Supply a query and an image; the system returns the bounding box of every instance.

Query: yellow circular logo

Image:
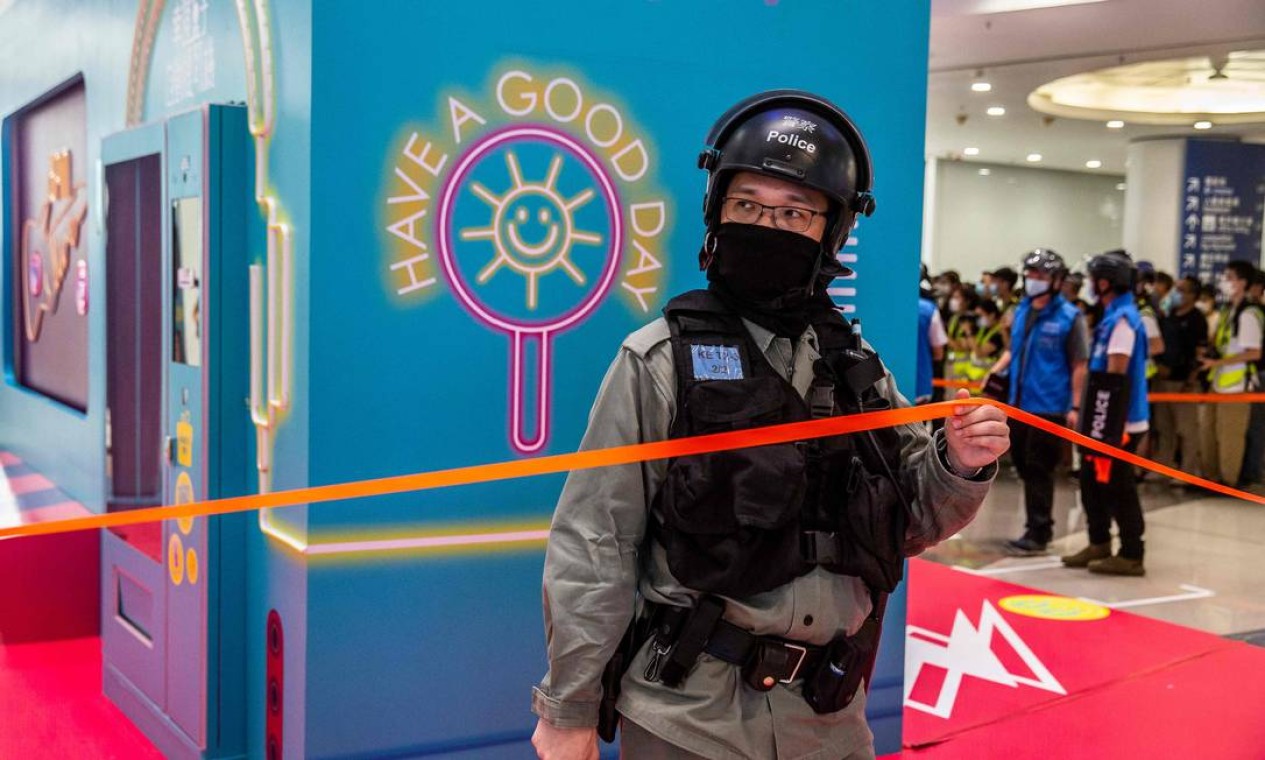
[174,471,196,535]
[999,594,1110,621]
[168,534,185,586]
[186,548,200,586]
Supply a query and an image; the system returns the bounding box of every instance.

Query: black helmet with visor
[1087,249,1136,294]
[698,90,876,266]
[1022,248,1067,288]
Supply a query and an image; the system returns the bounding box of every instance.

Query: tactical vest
[651,290,912,600]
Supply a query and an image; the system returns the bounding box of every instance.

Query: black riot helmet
[1022,248,1067,286]
[698,90,876,260]
[1087,249,1136,294]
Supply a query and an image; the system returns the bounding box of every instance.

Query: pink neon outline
[435,125,623,334]
[302,528,551,556]
[511,331,550,452]
[435,125,625,454]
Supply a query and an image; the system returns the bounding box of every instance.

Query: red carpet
[0,637,162,759]
[0,451,99,643]
[901,558,1265,758]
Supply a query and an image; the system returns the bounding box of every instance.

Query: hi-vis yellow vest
[946,314,973,379]
[964,321,1003,382]
[1138,299,1159,379]
[1212,303,1264,393]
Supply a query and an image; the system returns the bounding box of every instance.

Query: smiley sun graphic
[459,150,603,310]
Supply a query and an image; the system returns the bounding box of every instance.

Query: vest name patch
[691,344,743,380]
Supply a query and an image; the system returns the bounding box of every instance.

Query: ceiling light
[971,82,992,93]
[1026,153,1043,162]
[987,106,1006,116]
[978,168,992,176]
[1106,120,1125,129]
[1193,120,1213,130]
[1085,160,1102,169]
[1116,183,1127,191]
[964,147,980,156]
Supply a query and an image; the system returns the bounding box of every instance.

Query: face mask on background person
[1025,279,1050,298]
[976,315,991,330]
[1219,278,1238,300]
[1196,299,1213,314]
[1166,290,1182,310]
[949,297,963,312]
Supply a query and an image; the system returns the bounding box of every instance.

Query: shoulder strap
[809,303,853,354]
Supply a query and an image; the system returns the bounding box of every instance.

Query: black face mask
[705,222,825,337]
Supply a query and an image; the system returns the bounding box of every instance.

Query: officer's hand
[945,389,1010,472]
[531,718,598,760]
[1066,409,1079,432]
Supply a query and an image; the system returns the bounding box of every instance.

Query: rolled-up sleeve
[531,341,672,727]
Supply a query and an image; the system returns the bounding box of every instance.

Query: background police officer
[530,91,1010,760]
[985,250,1088,556]
[1063,250,1150,575]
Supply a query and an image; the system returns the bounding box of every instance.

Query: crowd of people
[917,251,1265,575]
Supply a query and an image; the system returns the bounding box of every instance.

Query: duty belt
[644,601,828,689]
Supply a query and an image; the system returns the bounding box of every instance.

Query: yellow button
[168,534,185,586]
[186,549,199,586]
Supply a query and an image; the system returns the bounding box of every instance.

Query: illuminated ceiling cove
[1029,50,1265,125]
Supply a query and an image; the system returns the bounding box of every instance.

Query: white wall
[924,160,1125,280]
[1123,139,1184,275]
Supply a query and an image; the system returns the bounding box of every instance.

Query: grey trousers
[620,718,877,760]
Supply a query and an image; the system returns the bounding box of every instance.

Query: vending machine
[100,105,254,759]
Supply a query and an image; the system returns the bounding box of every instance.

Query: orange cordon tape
[931,378,1265,404]
[932,378,980,389]
[0,398,1261,542]
[1146,392,1265,403]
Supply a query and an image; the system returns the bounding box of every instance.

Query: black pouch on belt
[802,615,880,714]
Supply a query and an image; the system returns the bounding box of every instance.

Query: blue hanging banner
[1178,140,1265,282]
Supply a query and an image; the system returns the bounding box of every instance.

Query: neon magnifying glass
[436,126,623,454]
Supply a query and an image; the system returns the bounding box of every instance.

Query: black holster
[802,604,884,714]
[597,620,639,743]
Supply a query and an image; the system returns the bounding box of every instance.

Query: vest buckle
[801,530,842,565]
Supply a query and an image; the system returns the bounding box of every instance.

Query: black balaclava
[705,222,825,338]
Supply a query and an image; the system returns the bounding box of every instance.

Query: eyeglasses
[721,196,825,233]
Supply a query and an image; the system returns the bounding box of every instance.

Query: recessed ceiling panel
[1029,50,1265,125]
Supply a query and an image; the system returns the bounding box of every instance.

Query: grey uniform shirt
[532,316,996,760]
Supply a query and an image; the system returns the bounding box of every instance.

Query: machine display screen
[171,198,202,366]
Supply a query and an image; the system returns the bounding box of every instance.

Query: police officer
[1063,250,1150,575]
[530,91,1010,760]
[985,249,1088,555]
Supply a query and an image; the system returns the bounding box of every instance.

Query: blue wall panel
[305,2,928,757]
[1,1,928,757]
